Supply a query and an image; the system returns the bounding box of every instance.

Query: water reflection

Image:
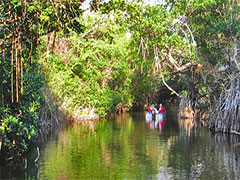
[0,106,240,180]
[169,112,240,180]
[210,133,240,180]
[178,118,202,137]
[145,112,166,133]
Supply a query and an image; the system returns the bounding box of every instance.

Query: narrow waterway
[1,105,240,179]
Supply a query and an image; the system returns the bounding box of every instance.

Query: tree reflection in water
[171,114,240,180]
[1,107,240,179]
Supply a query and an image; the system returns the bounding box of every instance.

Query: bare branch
[81,15,106,39]
[154,46,181,97]
[184,23,197,47]
[160,70,181,97]
[0,26,19,46]
[232,42,240,71]
[168,51,198,72]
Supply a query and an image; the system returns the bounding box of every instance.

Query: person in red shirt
[158,104,166,114]
[148,104,154,113]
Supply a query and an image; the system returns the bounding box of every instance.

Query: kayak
[146,112,165,121]
[145,112,153,122]
[146,112,166,130]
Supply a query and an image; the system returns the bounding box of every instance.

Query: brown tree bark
[11,39,14,103]
[15,36,19,102]
[18,31,23,94]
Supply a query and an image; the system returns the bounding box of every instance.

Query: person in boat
[148,104,158,114]
[148,104,153,113]
[158,104,166,115]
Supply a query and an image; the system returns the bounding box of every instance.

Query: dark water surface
[1,105,240,179]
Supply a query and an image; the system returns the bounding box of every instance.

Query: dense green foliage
[0,63,43,157]
[43,12,136,117]
[0,0,87,159]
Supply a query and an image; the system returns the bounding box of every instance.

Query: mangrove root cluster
[208,75,240,134]
[178,96,209,124]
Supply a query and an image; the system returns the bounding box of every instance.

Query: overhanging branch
[154,46,181,97]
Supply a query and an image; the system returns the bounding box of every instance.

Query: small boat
[145,112,164,122]
[146,111,166,130]
[145,111,153,122]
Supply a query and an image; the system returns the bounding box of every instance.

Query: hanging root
[178,95,209,129]
[38,88,64,141]
[34,147,40,163]
[208,75,240,133]
[178,96,195,119]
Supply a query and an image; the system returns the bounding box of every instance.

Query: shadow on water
[0,105,240,179]
[0,148,41,180]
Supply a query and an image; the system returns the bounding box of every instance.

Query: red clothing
[159,106,165,113]
[148,106,152,113]
[159,121,164,129]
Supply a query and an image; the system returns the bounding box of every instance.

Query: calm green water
[1,106,240,179]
